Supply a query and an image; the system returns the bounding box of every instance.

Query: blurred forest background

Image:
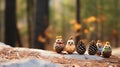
[0,0,120,50]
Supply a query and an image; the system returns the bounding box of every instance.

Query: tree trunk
[75,0,81,45]
[27,0,35,48]
[0,0,4,42]
[33,0,49,49]
[4,0,16,47]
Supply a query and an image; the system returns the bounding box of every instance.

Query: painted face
[104,44,111,48]
[97,44,103,52]
[103,44,111,51]
[97,43,102,46]
[55,38,64,44]
[56,39,62,42]
[67,40,74,45]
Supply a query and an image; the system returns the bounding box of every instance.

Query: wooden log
[0,42,120,67]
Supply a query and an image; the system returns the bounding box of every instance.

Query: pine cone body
[102,51,111,58]
[53,36,65,53]
[54,43,65,53]
[76,40,86,55]
[65,39,75,54]
[88,40,97,55]
[102,42,112,58]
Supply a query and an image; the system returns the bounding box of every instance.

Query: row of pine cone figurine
[53,36,112,58]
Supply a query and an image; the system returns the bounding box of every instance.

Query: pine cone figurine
[96,40,103,56]
[76,40,86,55]
[65,37,75,54]
[53,36,65,53]
[102,41,112,58]
[88,40,97,55]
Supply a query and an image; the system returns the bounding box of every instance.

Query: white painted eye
[71,42,73,44]
[68,42,71,44]
[56,39,60,42]
[71,40,74,44]
[56,39,63,42]
[67,40,74,44]
[67,40,70,44]
[60,39,63,42]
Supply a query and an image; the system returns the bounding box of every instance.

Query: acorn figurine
[76,40,86,55]
[65,37,75,54]
[102,41,112,58]
[88,40,97,55]
[53,36,65,53]
[96,40,103,56]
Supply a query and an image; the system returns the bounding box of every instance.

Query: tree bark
[33,0,49,49]
[27,0,35,48]
[0,0,2,41]
[4,0,17,47]
[75,0,81,45]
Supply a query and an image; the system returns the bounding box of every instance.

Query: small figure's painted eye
[57,40,59,42]
[71,42,73,44]
[68,42,70,44]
